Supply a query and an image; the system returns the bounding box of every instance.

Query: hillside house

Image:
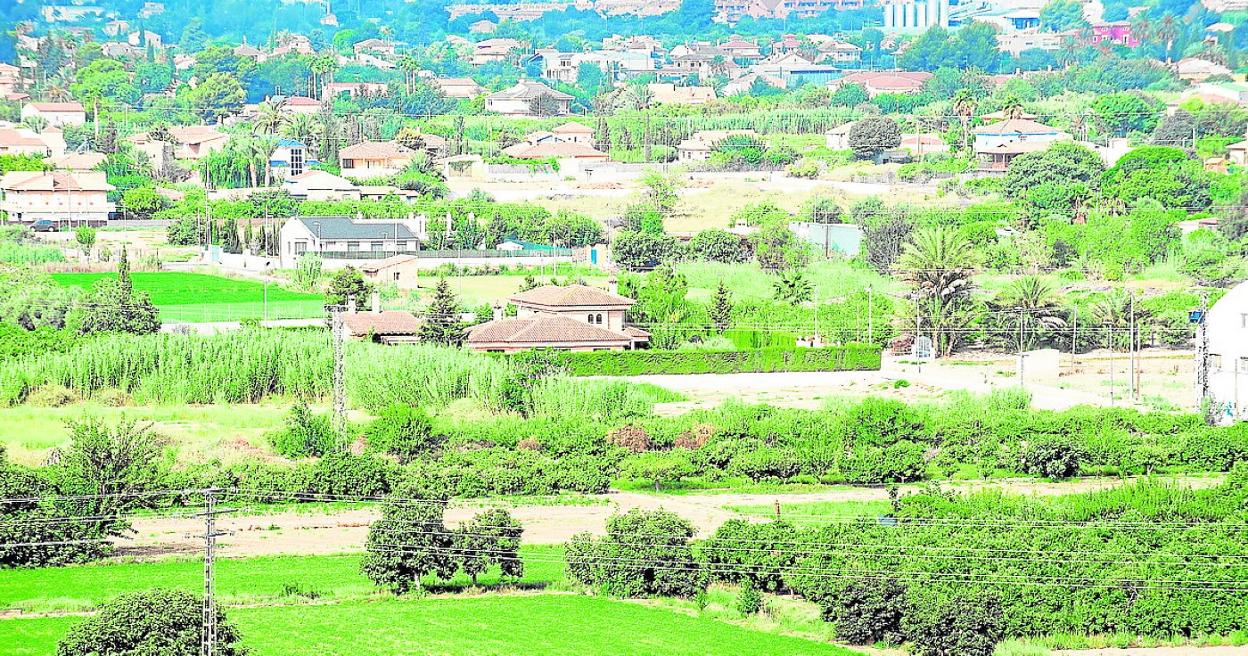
[47,152,107,171]
[485,81,572,116]
[973,118,1069,170]
[342,294,422,344]
[20,102,86,127]
[828,71,932,97]
[361,255,422,291]
[283,170,362,201]
[551,122,595,145]
[433,77,487,98]
[471,38,527,65]
[677,129,756,162]
[466,284,650,352]
[339,141,416,178]
[353,38,396,57]
[0,128,51,156]
[648,83,717,105]
[323,82,389,98]
[278,216,423,268]
[1175,58,1232,83]
[0,171,115,223]
[281,96,322,115]
[719,38,763,61]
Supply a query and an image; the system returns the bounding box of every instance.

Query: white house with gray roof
[278,216,426,268]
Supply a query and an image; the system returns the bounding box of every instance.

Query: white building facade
[1205,280,1248,423]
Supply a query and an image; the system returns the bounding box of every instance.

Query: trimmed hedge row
[549,345,883,376]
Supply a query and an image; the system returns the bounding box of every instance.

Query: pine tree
[418,277,464,346]
[710,281,733,334]
[117,246,132,295]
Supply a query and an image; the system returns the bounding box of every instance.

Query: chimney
[371,291,381,314]
[493,303,503,321]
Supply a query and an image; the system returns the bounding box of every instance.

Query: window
[293,240,307,255]
[290,148,304,176]
[393,272,400,282]
[1211,354,1222,371]
[587,314,594,323]
[343,159,354,168]
[596,314,603,324]
[371,241,383,251]
[347,241,360,252]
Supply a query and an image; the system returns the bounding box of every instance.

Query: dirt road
[120,475,1222,559]
[1056,649,1248,656]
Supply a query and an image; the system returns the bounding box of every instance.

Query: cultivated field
[51,271,324,322]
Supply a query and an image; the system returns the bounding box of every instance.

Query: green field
[0,547,566,614]
[2,594,864,656]
[0,547,864,656]
[51,272,325,322]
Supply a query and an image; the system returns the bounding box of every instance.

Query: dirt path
[120,475,1222,559]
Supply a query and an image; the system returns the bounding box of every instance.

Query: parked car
[30,219,59,232]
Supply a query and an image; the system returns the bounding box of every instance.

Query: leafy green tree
[1151,109,1195,148]
[78,248,160,335]
[710,281,733,333]
[688,229,746,263]
[419,277,464,346]
[360,483,455,594]
[622,451,695,492]
[74,226,96,255]
[995,276,1065,351]
[182,73,245,123]
[566,509,706,598]
[1039,0,1088,30]
[903,590,1003,656]
[803,197,844,224]
[325,266,372,309]
[57,589,245,656]
[611,231,679,271]
[456,509,524,584]
[365,405,438,463]
[1003,142,1104,214]
[1091,92,1163,136]
[772,268,813,304]
[848,117,901,160]
[752,222,808,272]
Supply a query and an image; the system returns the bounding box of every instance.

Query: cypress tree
[710,281,733,334]
[418,277,464,346]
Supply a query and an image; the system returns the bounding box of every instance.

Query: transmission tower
[199,488,230,656]
[331,305,346,437]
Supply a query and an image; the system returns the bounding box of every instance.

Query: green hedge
[549,345,882,376]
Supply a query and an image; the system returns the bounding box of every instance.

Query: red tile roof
[342,310,421,337]
[509,284,634,309]
[466,313,633,347]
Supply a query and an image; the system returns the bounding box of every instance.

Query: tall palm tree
[1000,95,1026,120]
[896,226,977,357]
[281,113,321,149]
[997,276,1066,352]
[310,55,338,100]
[1155,15,1178,62]
[249,134,279,187]
[625,83,653,111]
[253,98,289,136]
[951,88,977,154]
[397,55,420,94]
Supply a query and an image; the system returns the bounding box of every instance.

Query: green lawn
[50,272,324,322]
[2,595,864,656]
[0,547,566,614]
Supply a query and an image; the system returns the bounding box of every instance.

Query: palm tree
[624,83,653,111]
[951,88,977,154]
[253,98,288,136]
[21,115,48,134]
[397,55,420,94]
[250,134,279,187]
[310,55,338,100]
[896,227,977,357]
[997,276,1066,352]
[1155,15,1178,62]
[1000,95,1026,120]
[282,113,321,150]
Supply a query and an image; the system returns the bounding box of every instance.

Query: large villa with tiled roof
[466,284,650,352]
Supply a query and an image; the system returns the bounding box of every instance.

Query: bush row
[545,345,882,376]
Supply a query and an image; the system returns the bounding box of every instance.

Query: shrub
[842,441,926,484]
[904,590,1004,656]
[26,384,76,407]
[607,425,652,453]
[832,577,909,645]
[547,346,882,376]
[1019,438,1084,478]
[301,453,395,497]
[270,402,339,459]
[364,405,438,463]
[57,589,245,656]
[737,579,763,616]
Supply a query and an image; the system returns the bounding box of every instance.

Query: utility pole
[199,488,230,656]
[1128,291,1136,400]
[1069,310,1078,376]
[1196,293,1210,415]
[331,306,346,438]
[867,286,874,345]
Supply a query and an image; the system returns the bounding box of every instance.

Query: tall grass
[0,240,65,264]
[0,330,673,418]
